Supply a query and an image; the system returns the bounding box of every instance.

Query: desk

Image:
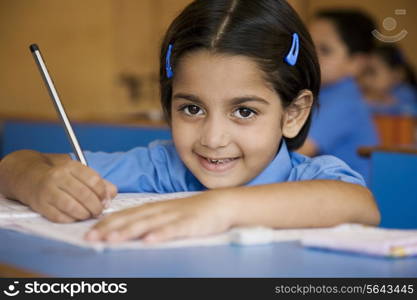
[358,146,417,229]
[1,229,417,278]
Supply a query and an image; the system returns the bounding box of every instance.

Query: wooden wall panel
[0,0,116,120]
[112,0,192,118]
[0,0,415,123]
[305,0,417,71]
[0,0,194,122]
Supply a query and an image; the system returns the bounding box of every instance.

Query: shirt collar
[246,141,293,186]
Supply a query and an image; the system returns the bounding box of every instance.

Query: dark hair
[316,9,376,54]
[374,44,417,88]
[159,0,320,150]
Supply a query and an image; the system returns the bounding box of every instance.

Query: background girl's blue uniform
[73,140,366,193]
[367,83,417,116]
[391,84,417,116]
[308,77,379,185]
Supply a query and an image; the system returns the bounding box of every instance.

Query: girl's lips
[196,154,240,173]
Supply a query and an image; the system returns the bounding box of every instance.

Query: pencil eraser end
[29,44,39,52]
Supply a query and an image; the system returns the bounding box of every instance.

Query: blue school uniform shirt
[367,83,417,116]
[72,140,366,193]
[308,77,378,185]
[392,84,417,116]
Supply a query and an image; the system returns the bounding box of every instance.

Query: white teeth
[207,158,233,164]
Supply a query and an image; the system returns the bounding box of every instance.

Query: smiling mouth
[195,153,240,172]
[206,157,236,164]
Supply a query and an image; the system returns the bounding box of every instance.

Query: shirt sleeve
[289,154,366,187]
[70,140,189,193]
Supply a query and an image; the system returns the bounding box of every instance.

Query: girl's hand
[23,160,117,223]
[84,190,236,244]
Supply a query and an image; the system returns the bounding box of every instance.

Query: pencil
[29,44,88,166]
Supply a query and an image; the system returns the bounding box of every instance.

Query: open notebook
[1,193,417,257]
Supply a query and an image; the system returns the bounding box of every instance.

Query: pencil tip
[29,44,39,52]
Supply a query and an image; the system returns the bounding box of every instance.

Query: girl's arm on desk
[86,180,380,244]
[0,150,117,222]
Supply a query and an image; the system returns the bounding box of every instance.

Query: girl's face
[309,19,355,85]
[171,50,287,189]
[359,54,398,96]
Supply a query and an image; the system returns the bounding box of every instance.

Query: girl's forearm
[221,180,380,229]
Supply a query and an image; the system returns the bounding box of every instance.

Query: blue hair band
[284,33,299,66]
[166,44,174,78]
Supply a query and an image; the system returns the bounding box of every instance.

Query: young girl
[0,0,380,244]
[359,44,417,116]
[297,9,379,185]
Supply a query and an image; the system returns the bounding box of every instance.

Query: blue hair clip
[166,44,174,78]
[284,33,299,66]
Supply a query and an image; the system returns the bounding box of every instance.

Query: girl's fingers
[70,165,107,201]
[57,177,104,217]
[103,179,118,199]
[108,213,179,242]
[36,202,76,223]
[143,218,193,244]
[90,203,169,232]
[102,179,118,208]
[47,187,92,220]
[86,210,178,242]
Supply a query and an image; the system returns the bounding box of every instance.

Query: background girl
[297,9,379,185]
[359,44,417,116]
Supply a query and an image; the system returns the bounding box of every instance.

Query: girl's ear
[282,90,313,138]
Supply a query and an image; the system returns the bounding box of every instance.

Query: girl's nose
[199,117,230,149]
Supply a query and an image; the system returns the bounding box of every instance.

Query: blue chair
[368,149,417,229]
[1,120,171,156]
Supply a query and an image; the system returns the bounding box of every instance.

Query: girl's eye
[232,107,256,119]
[181,104,203,116]
[319,44,332,56]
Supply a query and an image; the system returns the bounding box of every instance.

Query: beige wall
[0,0,191,122]
[0,0,415,122]
[299,0,417,70]
[0,0,116,120]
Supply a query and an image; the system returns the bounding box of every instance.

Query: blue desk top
[1,229,417,277]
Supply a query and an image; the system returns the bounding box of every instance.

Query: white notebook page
[1,193,417,256]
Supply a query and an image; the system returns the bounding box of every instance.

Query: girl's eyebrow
[229,96,270,106]
[172,93,270,106]
[172,93,204,105]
